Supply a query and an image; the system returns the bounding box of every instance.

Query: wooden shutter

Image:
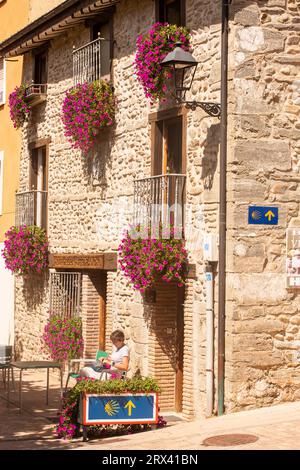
[0,58,5,105]
[0,151,3,215]
[152,121,163,176]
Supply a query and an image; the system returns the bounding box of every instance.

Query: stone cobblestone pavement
[0,370,300,450]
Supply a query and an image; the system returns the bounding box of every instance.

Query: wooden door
[153,116,183,176]
[154,116,183,226]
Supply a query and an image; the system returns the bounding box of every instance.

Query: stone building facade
[1,0,300,419]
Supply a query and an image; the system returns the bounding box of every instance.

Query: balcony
[25,83,47,106]
[73,37,110,85]
[134,174,186,238]
[15,190,48,230]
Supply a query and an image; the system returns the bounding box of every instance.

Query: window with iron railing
[73,18,112,86]
[49,272,82,319]
[15,190,47,229]
[25,83,47,102]
[134,173,186,238]
[73,36,111,85]
[25,49,48,105]
[15,146,48,229]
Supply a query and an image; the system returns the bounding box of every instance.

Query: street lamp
[161,43,221,118]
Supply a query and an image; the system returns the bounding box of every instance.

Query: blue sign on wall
[79,393,158,425]
[248,206,279,225]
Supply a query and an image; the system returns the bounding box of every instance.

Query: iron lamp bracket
[184,101,221,118]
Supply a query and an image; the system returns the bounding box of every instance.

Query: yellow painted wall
[29,0,64,22]
[0,0,30,242]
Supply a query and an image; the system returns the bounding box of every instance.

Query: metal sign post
[286,227,300,288]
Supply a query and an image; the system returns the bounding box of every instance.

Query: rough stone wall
[226,0,300,411]
[14,273,50,361]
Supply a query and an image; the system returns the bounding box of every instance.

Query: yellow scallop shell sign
[104,400,121,416]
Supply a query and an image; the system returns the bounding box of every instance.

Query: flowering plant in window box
[118,224,188,293]
[8,84,30,129]
[2,225,48,275]
[135,22,191,102]
[56,377,162,440]
[62,80,115,154]
[43,314,84,363]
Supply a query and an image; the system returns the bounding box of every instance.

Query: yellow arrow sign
[265,210,275,222]
[125,400,136,417]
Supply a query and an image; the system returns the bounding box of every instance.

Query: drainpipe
[218,0,230,416]
[205,264,214,417]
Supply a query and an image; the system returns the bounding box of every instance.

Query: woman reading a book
[80,329,129,380]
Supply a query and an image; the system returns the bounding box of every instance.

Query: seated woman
[80,329,129,380]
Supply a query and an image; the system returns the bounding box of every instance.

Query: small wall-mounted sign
[248,206,279,225]
[78,393,158,426]
[286,228,300,288]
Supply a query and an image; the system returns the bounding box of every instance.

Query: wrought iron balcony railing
[15,190,48,229]
[73,37,109,85]
[134,174,186,238]
[25,83,48,105]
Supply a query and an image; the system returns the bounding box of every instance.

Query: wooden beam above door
[49,252,118,270]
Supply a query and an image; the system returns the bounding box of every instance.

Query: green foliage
[69,376,161,404]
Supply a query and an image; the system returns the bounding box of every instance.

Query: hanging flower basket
[135,22,191,102]
[62,80,116,154]
[118,225,188,293]
[2,225,49,275]
[8,84,30,129]
[43,314,84,364]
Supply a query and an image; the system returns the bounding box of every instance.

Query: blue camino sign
[79,393,158,425]
[248,206,279,225]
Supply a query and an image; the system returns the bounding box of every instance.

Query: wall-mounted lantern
[161,43,221,118]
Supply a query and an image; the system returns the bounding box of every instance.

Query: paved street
[0,370,300,450]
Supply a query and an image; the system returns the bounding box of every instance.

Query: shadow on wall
[30,102,47,130]
[14,337,23,361]
[82,126,116,192]
[22,271,49,310]
[201,123,220,190]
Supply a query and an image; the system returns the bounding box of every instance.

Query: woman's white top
[111,344,129,364]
